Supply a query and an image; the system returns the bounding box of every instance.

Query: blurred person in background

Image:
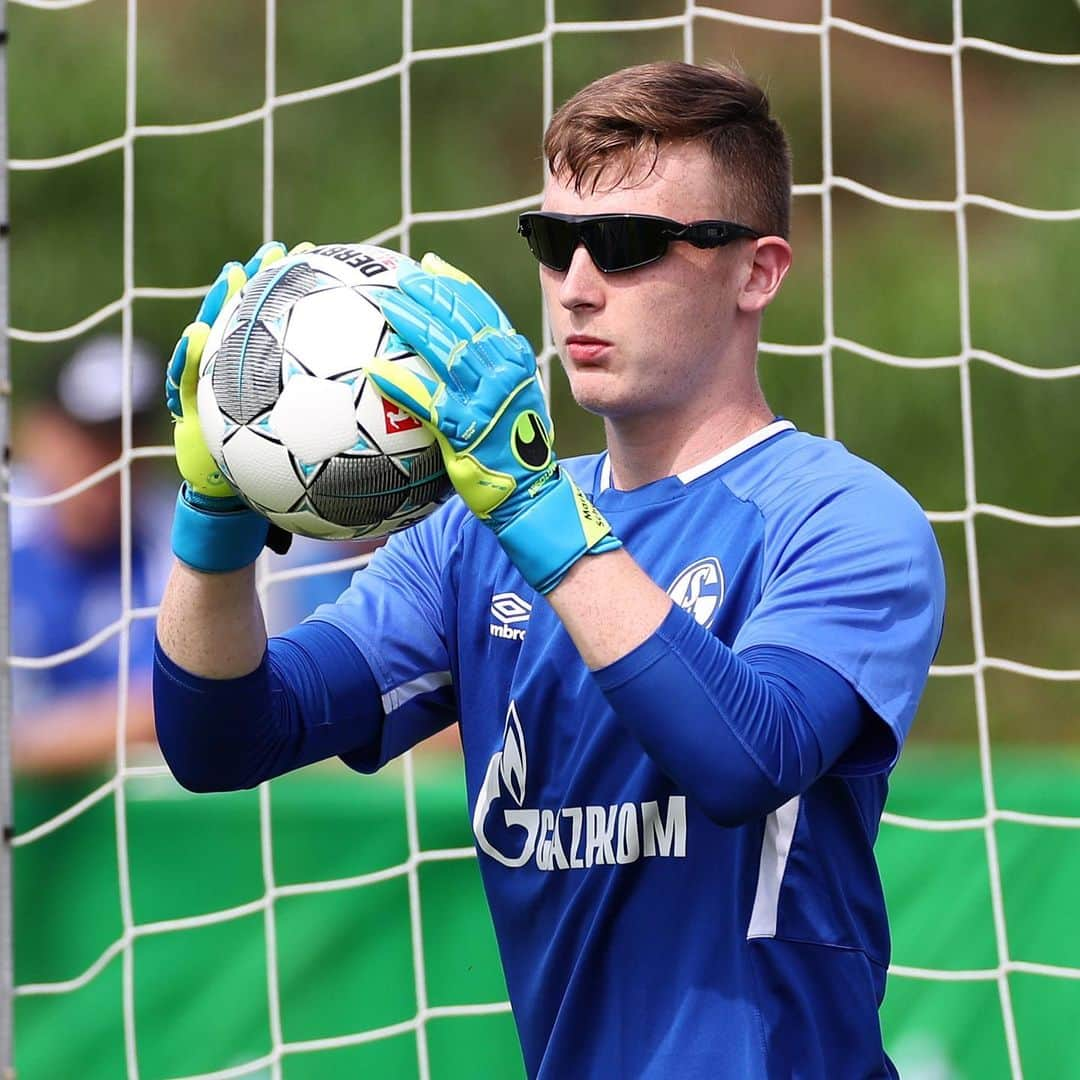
[11,334,172,774]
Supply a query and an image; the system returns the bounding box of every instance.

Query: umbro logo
[490,592,531,642]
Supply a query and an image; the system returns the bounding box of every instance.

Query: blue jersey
[11,508,169,709]
[311,421,945,1079]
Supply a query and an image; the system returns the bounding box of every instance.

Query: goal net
[4,1,1079,1078]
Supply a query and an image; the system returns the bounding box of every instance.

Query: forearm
[156,560,266,678]
[546,547,672,669]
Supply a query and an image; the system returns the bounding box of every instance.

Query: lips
[565,335,611,363]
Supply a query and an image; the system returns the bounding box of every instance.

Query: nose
[555,243,606,312]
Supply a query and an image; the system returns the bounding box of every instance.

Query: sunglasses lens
[520,215,672,273]
[586,218,667,272]
[523,216,575,271]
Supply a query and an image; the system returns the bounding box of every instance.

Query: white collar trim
[599,419,795,492]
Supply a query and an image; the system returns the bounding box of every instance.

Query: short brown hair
[544,61,792,239]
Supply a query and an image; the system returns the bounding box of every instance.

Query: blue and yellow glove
[165,241,310,572]
[366,254,621,594]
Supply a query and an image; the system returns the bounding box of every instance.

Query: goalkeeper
[155,62,945,1079]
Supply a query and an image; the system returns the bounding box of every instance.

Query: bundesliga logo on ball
[196,242,452,540]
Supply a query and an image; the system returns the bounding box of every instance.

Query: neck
[603,380,775,491]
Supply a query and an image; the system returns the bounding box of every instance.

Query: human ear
[737,236,792,314]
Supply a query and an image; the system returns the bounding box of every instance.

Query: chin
[571,394,611,418]
[567,384,642,421]
[563,362,647,419]
[565,372,614,416]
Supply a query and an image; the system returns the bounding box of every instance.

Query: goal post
[4,2,1080,1078]
[0,0,13,1070]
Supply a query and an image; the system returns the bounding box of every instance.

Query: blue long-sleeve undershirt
[154,606,866,822]
[592,603,866,826]
[154,621,383,793]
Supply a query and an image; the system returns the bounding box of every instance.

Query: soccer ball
[196,242,452,540]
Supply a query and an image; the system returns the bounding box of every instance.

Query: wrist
[171,484,271,574]
[493,470,621,594]
[182,484,245,514]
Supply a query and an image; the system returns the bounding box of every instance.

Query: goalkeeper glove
[366,254,621,594]
[165,241,310,572]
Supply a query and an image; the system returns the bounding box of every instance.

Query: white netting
[5,2,1079,1078]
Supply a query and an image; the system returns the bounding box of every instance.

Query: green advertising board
[13,749,1079,1078]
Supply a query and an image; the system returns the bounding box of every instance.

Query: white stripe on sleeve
[381,670,452,715]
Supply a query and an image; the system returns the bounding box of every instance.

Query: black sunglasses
[517,211,764,274]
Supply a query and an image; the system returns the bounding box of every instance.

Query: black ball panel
[212,323,283,424]
[307,443,449,527]
[211,262,326,424]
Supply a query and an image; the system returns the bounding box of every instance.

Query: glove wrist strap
[494,473,621,594]
[171,484,270,573]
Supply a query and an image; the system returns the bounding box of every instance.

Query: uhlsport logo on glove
[472,701,686,871]
[511,410,553,471]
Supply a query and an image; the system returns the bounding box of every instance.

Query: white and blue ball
[197,243,450,540]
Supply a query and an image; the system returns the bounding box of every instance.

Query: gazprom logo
[472,701,687,871]
[472,702,539,867]
[667,557,724,628]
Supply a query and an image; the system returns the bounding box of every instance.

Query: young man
[156,62,945,1078]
